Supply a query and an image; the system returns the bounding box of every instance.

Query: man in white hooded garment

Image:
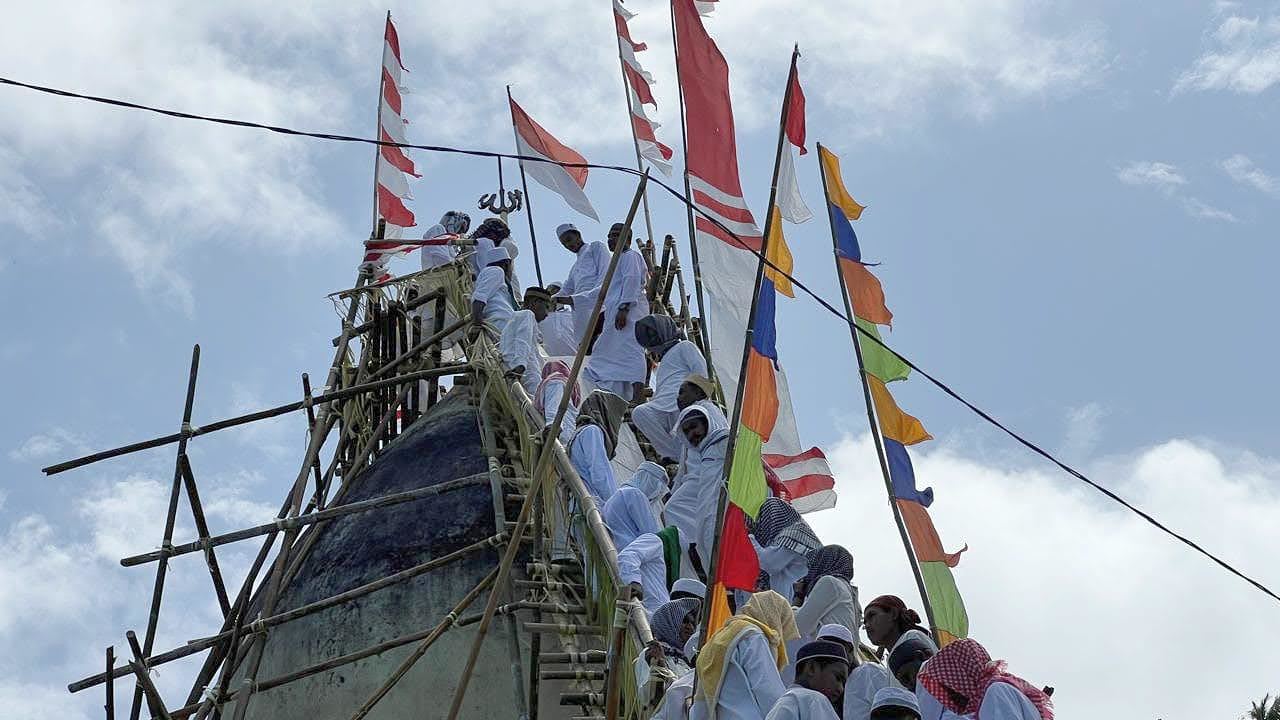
[621,460,670,528]
[632,314,708,461]
[663,401,729,579]
[551,222,610,345]
[419,210,469,270]
[583,223,649,400]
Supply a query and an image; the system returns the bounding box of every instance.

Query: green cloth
[657,526,682,590]
[920,560,969,639]
[856,317,910,383]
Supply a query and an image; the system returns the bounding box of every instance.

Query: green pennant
[856,317,910,383]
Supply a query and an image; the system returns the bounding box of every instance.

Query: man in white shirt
[766,640,850,720]
[470,245,517,334]
[419,210,470,270]
[584,223,649,400]
[552,222,610,345]
[529,285,578,356]
[869,688,921,720]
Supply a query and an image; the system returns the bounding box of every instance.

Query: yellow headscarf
[694,591,800,719]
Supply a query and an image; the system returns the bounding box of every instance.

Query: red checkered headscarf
[919,638,1053,719]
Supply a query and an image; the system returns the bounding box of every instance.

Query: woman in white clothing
[533,360,579,446]
[692,591,799,720]
[664,402,730,578]
[568,390,628,504]
[917,638,1053,720]
[631,315,708,461]
[622,460,669,527]
[647,597,701,677]
[793,545,861,640]
[602,486,661,551]
[750,498,821,604]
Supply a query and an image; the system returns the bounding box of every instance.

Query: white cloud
[0,144,59,237]
[1183,196,1240,222]
[1061,401,1107,458]
[807,435,1280,719]
[1222,153,1280,196]
[1116,161,1187,192]
[1174,11,1280,94]
[9,427,90,463]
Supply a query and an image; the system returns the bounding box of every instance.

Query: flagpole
[668,0,716,377]
[370,11,390,235]
[506,86,545,287]
[815,141,941,647]
[609,6,657,253]
[696,46,800,647]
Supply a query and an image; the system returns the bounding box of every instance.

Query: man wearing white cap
[869,688,921,720]
[584,222,649,400]
[552,222,610,346]
[470,245,517,334]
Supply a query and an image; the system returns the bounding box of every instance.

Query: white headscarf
[601,486,661,551]
[482,244,511,267]
[624,461,669,525]
[674,401,730,452]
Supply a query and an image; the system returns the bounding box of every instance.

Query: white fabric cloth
[632,340,707,459]
[654,670,696,720]
[689,630,787,720]
[569,424,617,504]
[418,223,459,269]
[976,683,1042,720]
[915,684,965,720]
[764,687,840,720]
[602,486,661,551]
[617,533,670,616]
[751,539,809,605]
[585,247,650,384]
[623,461,669,527]
[472,264,516,331]
[556,239,611,343]
[538,378,579,446]
[499,309,543,397]
[592,378,638,401]
[663,402,730,562]
[633,402,684,461]
[539,309,579,356]
[844,665,893,720]
[794,576,861,640]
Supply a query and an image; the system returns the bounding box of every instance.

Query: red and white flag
[374,14,417,235]
[613,0,673,176]
[674,0,836,511]
[509,97,599,220]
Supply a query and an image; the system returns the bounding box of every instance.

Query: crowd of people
[421,212,1054,720]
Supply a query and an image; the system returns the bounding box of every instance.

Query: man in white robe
[584,223,649,400]
[470,245,516,334]
[765,640,849,720]
[632,314,708,461]
[663,402,729,578]
[618,531,670,616]
[538,283,579,356]
[622,460,669,528]
[499,309,543,398]
[552,222,611,345]
[534,359,579,446]
[691,592,797,720]
[419,210,469,270]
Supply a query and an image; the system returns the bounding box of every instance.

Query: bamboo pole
[127,630,170,720]
[369,12,389,233]
[106,646,115,720]
[506,85,545,287]
[696,45,801,649]
[347,568,500,720]
[330,288,443,345]
[300,374,326,510]
[815,140,941,645]
[609,6,657,250]
[130,345,200,720]
[444,172,650,720]
[177,455,231,617]
[120,473,488,567]
[42,363,467,476]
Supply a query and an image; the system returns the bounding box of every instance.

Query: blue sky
[2,1,1279,718]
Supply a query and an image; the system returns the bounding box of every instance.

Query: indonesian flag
[509,97,599,220]
[365,13,418,281]
[613,0,673,176]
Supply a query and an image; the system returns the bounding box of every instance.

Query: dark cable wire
[4,74,1276,604]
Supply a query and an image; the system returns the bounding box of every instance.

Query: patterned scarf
[650,597,701,658]
[533,360,579,414]
[798,545,854,598]
[752,498,821,556]
[919,638,1054,719]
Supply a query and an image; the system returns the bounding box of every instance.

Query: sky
[1,0,1279,718]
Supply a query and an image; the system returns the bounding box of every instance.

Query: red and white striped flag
[375,14,417,235]
[765,448,837,513]
[509,97,599,220]
[613,0,673,176]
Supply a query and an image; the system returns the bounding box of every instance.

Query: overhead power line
[2,73,1275,605]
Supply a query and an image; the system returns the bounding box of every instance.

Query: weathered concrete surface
[230,388,527,720]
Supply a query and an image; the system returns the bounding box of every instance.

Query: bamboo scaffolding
[300,374,326,510]
[127,630,170,720]
[177,455,231,617]
[105,647,115,720]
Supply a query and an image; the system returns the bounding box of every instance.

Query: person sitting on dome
[793,545,862,641]
[419,210,470,270]
[765,639,849,720]
[916,638,1054,720]
[568,390,627,504]
[691,591,798,720]
[632,314,708,461]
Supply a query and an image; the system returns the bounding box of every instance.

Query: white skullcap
[556,222,579,237]
[817,623,854,645]
[671,578,706,598]
[871,687,921,714]
[482,245,511,266]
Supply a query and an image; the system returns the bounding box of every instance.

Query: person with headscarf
[869,688,921,720]
[528,285,578,357]
[552,222,611,346]
[916,639,1052,720]
[793,545,862,640]
[534,359,580,446]
[568,390,628,504]
[886,634,935,694]
[420,210,470,269]
[664,402,730,578]
[647,597,701,677]
[765,640,849,720]
[603,486,661,551]
[470,245,517,334]
[632,315,708,452]
[622,460,669,527]
[863,595,938,680]
[583,223,650,401]
[750,498,822,604]
[691,591,799,720]
[618,525,681,616]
